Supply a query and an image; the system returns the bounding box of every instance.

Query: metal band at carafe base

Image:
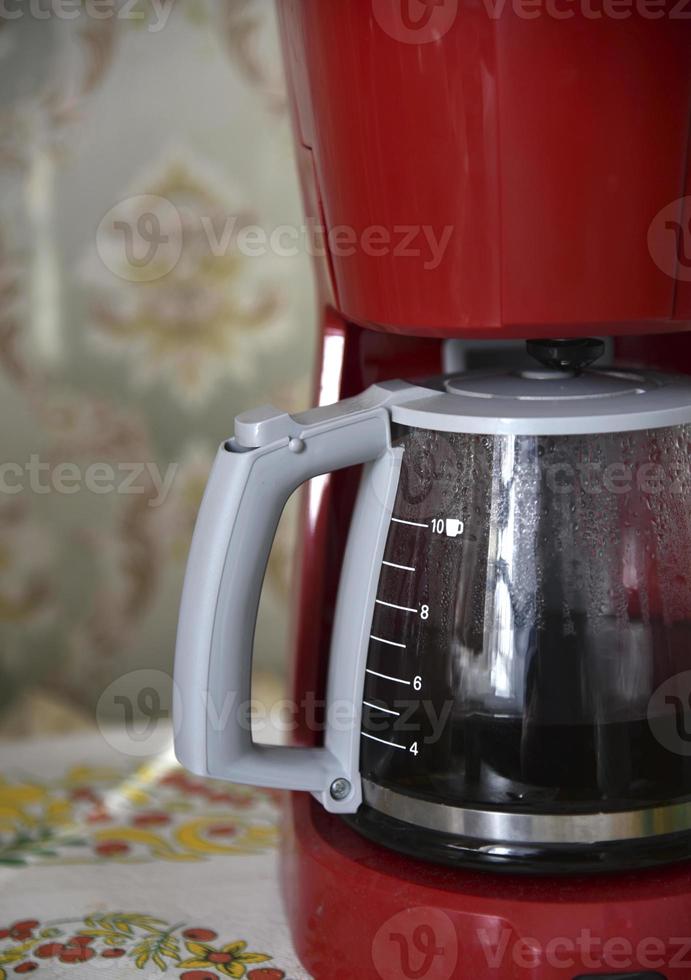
[362,780,691,845]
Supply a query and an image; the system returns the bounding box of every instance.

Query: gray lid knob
[526,338,605,373]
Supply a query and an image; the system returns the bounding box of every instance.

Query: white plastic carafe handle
[174,385,406,812]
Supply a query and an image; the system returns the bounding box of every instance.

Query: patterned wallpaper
[0,1,316,726]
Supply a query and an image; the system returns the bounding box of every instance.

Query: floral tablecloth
[0,731,310,979]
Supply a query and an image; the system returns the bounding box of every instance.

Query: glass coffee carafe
[175,339,691,874]
[354,412,691,871]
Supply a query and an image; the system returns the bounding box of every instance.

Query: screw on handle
[526,338,605,373]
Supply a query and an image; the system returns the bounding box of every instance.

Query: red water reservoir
[279,1,691,338]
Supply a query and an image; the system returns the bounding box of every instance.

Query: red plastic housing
[281,319,691,979]
[278,1,691,338]
[274,5,691,978]
[283,794,691,980]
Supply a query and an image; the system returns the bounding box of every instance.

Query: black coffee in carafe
[356,413,691,871]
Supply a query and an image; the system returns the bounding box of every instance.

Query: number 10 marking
[432,517,464,538]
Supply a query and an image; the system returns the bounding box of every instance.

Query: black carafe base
[345,802,691,876]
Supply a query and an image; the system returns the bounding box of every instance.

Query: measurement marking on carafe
[361,732,405,750]
[366,668,411,685]
[363,700,401,716]
[376,599,418,614]
[370,634,406,649]
[391,517,428,528]
[382,560,416,572]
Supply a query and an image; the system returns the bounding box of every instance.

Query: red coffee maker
[274,3,691,978]
[175,3,691,978]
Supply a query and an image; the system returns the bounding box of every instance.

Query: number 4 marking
[410,741,419,756]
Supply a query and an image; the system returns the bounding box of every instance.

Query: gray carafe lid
[391,339,691,436]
